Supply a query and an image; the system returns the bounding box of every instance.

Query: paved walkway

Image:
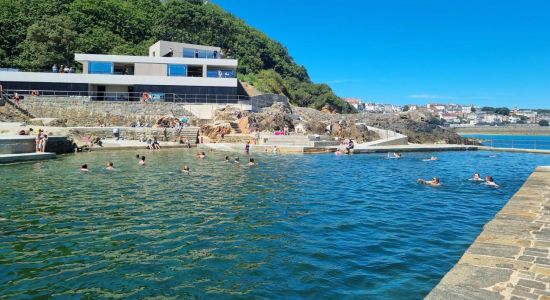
[427,166,550,300]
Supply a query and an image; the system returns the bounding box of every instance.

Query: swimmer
[198,152,206,159]
[245,141,250,154]
[106,161,114,170]
[248,158,255,166]
[471,173,484,182]
[422,156,438,162]
[136,154,140,159]
[388,152,402,159]
[81,164,89,172]
[234,157,240,164]
[139,156,146,165]
[182,165,190,174]
[335,149,343,155]
[485,176,499,187]
[418,177,441,187]
[272,146,278,153]
[225,156,230,162]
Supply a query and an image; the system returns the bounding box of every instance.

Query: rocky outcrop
[293,106,472,144]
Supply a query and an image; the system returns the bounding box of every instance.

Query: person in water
[136,154,140,159]
[393,152,402,158]
[335,149,343,155]
[418,177,441,187]
[485,176,499,187]
[234,157,240,164]
[106,162,114,170]
[182,165,190,174]
[245,141,250,154]
[225,156,230,162]
[248,158,255,166]
[198,152,206,159]
[81,164,89,172]
[472,173,483,182]
[139,156,146,165]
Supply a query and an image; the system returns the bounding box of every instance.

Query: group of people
[52,64,75,73]
[417,173,499,188]
[35,129,49,152]
[146,137,161,150]
[80,152,256,173]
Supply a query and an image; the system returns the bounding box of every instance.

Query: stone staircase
[1,95,34,119]
[229,122,241,134]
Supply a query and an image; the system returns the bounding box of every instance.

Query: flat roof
[75,54,238,67]
[151,41,222,51]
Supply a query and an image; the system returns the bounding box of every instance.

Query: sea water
[461,134,550,150]
[1,150,549,299]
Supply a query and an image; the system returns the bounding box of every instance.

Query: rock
[200,122,232,140]
[28,118,67,127]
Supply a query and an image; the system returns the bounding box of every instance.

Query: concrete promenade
[427,166,550,300]
[0,152,55,164]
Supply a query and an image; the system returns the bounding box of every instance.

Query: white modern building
[0,41,240,102]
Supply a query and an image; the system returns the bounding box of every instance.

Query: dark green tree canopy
[0,0,354,113]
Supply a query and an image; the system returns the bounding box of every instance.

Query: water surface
[1,149,549,299]
[461,134,550,150]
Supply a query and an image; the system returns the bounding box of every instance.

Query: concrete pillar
[202,65,207,78]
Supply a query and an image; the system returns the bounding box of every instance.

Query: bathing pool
[1,149,549,299]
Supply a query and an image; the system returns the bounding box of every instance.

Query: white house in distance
[0,41,240,102]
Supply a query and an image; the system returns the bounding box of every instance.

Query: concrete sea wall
[427,166,550,300]
[0,136,74,155]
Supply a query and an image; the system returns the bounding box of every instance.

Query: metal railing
[462,138,550,150]
[3,89,251,105]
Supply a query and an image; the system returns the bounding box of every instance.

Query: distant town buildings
[343,98,550,126]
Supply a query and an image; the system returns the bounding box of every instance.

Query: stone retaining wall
[427,166,550,300]
[67,127,199,145]
[18,97,194,126]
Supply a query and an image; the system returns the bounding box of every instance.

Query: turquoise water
[461,134,550,150]
[1,150,549,299]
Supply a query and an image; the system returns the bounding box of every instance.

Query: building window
[88,61,113,74]
[168,64,187,77]
[207,68,235,78]
[183,48,195,58]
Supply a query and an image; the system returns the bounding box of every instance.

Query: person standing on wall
[113,127,120,141]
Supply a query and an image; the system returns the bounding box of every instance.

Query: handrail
[462,138,550,150]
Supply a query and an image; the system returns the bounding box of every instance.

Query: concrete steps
[229,122,241,134]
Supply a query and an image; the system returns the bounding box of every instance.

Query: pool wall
[427,166,550,299]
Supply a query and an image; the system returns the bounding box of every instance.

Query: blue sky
[213,0,550,108]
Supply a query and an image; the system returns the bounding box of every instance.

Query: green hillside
[0,0,355,113]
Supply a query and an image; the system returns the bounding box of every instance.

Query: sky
[213,0,550,108]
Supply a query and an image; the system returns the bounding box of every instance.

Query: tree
[470,107,476,113]
[402,105,410,112]
[481,106,496,112]
[16,16,77,70]
[0,0,355,113]
[539,120,549,126]
[495,107,510,116]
